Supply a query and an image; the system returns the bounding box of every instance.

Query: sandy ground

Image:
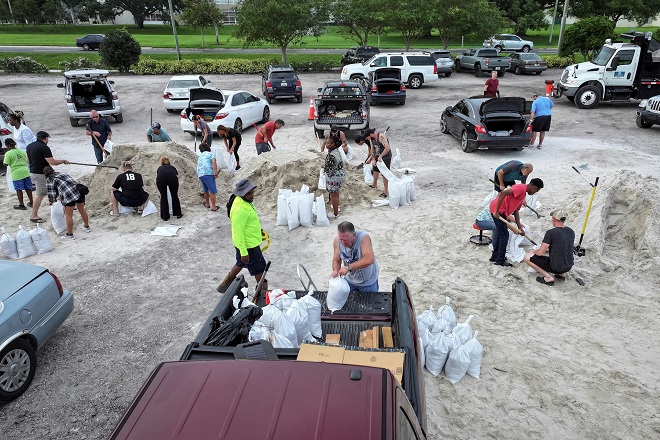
[1,70,659,439]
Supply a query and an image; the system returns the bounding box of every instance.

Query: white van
[340,52,438,89]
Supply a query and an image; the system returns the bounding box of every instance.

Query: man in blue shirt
[529,92,554,149]
[85,110,112,163]
[146,122,171,142]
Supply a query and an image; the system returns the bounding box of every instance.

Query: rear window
[521,54,542,60]
[270,71,296,80]
[357,47,380,56]
[434,52,452,59]
[479,49,499,57]
[406,55,435,66]
[167,79,200,89]
[324,86,362,96]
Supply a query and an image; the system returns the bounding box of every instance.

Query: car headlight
[564,79,578,85]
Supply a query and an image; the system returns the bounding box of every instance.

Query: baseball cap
[37,131,50,139]
[233,178,257,196]
[551,209,567,221]
[151,122,161,129]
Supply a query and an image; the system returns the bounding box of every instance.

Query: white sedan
[163,75,211,112]
[180,89,270,136]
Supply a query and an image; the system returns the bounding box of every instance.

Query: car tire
[575,85,601,109]
[494,46,502,53]
[444,72,452,77]
[261,106,270,123]
[234,118,243,134]
[350,74,364,80]
[440,115,449,134]
[115,114,123,123]
[408,74,423,89]
[461,130,475,153]
[636,115,653,129]
[69,117,79,127]
[515,66,521,75]
[455,63,462,73]
[474,64,482,78]
[83,44,90,51]
[497,70,505,77]
[522,45,531,53]
[0,338,37,404]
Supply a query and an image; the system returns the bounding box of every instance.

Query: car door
[242,92,262,123]
[510,53,519,71]
[603,49,638,87]
[446,100,466,136]
[507,35,522,51]
[231,92,250,123]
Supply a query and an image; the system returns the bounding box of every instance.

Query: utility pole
[167,0,181,61]
[557,0,569,53]
[549,0,559,44]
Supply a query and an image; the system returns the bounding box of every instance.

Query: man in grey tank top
[332,221,380,292]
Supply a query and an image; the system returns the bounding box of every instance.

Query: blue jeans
[347,279,379,293]
[491,213,509,263]
[475,218,495,231]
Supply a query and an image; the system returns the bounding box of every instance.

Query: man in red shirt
[484,71,500,97]
[489,178,544,266]
[255,119,285,155]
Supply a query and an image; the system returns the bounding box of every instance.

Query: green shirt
[3,148,31,181]
[230,196,262,256]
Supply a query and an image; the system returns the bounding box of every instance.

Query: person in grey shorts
[26,131,69,223]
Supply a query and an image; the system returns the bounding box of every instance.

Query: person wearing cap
[529,92,554,149]
[217,179,267,293]
[493,160,533,192]
[523,209,575,285]
[44,165,91,240]
[85,110,112,164]
[3,138,34,210]
[332,221,380,293]
[489,178,544,267]
[255,119,284,155]
[26,131,70,223]
[109,162,150,216]
[146,123,171,142]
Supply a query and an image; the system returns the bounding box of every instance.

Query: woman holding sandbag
[321,135,346,219]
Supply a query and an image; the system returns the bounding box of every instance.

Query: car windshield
[521,54,542,60]
[592,47,615,66]
[167,79,200,89]
[363,54,378,65]
[270,72,294,80]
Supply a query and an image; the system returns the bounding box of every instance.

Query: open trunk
[186,87,224,122]
[317,99,364,124]
[375,80,403,94]
[483,117,527,135]
[71,80,113,111]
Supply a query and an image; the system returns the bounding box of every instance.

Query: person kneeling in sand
[44,166,90,240]
[523,209,575,285]
[332,221,380,293]
[109,162,149,216]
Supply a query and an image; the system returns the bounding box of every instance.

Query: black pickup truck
[314,80,370,137]
[341,46,381,66]
[108,273,427,440]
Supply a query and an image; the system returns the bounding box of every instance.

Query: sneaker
[83,226,92,233]
[537,144,543,149]
[494,261,513,267]
[60,234,75,241]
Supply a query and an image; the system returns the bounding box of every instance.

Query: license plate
[203,116,213,122]
[280,81,287,86]
[496,67,503,70]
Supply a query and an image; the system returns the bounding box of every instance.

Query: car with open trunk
[366,67,406,105]
[57,69,122,127]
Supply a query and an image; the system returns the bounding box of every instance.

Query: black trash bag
[204,306,263,347]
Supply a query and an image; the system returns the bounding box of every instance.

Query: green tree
[570,0,660,26]
[384,0,434,50]
[179,0,224,47]
[234,0,329,64]
[332,0,386,46]
[558,16,615,59]
[434,0,504,49]
[106,0,182,28]
[492,0,548,35]
[99,28,142,72]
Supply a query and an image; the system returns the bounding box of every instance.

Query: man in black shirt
[523,209,575,285]
[109,162,149,216]
[86,110,112,164]
[26,131,70,223]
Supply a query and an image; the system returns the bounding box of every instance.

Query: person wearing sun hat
[146,122,171,142]
[216,178,268,293]
[523,209,575,285]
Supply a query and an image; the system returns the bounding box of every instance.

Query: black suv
[261,65,302,104]
[341,46,380,66]
[76,34,105,51]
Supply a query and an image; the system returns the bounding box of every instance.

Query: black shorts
[532,115,551,132]
[530,254,569,274]
[64,195,85,206]
[372,155,391,174]
[235,245,267,276]
[114,190,149,208]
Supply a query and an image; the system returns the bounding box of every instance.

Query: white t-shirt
[13,124,36,151]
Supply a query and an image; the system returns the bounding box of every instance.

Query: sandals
[210,207,219,212]
[14,205,27,210]
[30,217,45,223]
[380,192,388,198]
[554,274,566,281]
[536,276,554,286]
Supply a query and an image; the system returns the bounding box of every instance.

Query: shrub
[59,57,103,71]
[559,16,615,59]
[540,55,575,69]
[289,59,336,72]
[134,58,278,75]
[0,56,49,74]
[99,29,141,73]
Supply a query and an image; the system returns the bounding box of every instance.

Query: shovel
[251,260,271,303]
[91,132,110,158]
[68,161,119,169]
[496,216,537,246]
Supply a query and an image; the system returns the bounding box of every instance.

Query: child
[3,138,34,210]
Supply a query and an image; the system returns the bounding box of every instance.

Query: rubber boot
[217,274,236,293]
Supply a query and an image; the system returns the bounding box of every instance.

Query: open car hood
[371,68,402,81]
[480,97,526,115]
[64,69,109,80]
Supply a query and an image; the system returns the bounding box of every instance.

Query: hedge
[0,56,49,73]
[540,55,575,69]
[134,57,339,75]
[59,57,103,71]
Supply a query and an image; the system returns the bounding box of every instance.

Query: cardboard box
[342,349,405,384]
[325,334,341,346]
[297,344,345,364]
[382,327,394,348]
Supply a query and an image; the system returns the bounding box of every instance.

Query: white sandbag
[277,189,292,226]
[425,331,450,377]
[29,224,52,255]
[315,195,330,227]
[338,145,349,163]
[16,225,36,259]
[327,277,350,312]
[141,200,157,217]
[409,176,417,201]
[363,163,374,185]
[395,180,407,206]
[1,227,19,259]
[318,169,326,190]
[5,167,13,193]
[392,148,401,169]
[300,184,310,194]
[418,324,431,352]
[286,195,300,231]
[345,145,354,161]
[519,224,533,247]
[403,178,412,204]
[521,194,541,217]
[212,146,227,169]
[437,297,457,330]
[371,200,390,208]
[444,332,460,354]
[453,315,474,345]
[118,203,135,214]
[482,190,498,208]
[376,160,398,182]
[256,304,298,348]
[417,307,437,330]
[224,149,237,172]
[444,344,471,384]
[298,289,323,338]
[464,331,483,379]
[266,289,293,305]
[430,317,449,335]
[505,224,530,263]
[388,181,400,209]
[274,297,313,344]
[248,321,270,342]
[51,201,67,234]
[104,139,113,153]
[166,187,173,216]
[298,192,314,228]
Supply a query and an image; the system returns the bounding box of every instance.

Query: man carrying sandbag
[331,221,380,293]
[217,179,268,293]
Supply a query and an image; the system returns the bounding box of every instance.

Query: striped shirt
[47,171,80,205]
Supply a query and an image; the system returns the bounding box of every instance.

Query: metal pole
[7,0,16,24]
[167,0,181,61]
[549,0,559,44]
[557,0,569,53]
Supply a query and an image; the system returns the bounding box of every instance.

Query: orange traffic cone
[308,96,315,120]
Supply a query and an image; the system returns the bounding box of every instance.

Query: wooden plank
[359,330,373,348]
[325,334,341,346]
[372,326,379,348]
[382,326,394,348]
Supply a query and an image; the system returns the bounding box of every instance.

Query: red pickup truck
[108,276,427,440]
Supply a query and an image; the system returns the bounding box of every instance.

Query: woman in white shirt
[9,112,36,151]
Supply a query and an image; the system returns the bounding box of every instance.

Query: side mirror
[446,106,453,112]
[57,83,64,88]
[607,57,619,70]
[109,80,115,84]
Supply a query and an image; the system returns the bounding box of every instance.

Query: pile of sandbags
[375,162,417,210]
[417,297,483,384]
[1,225,53,259]
[276,185,331,230]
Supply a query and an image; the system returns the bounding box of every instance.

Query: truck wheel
[444,72,452,77]
[69,117,79,127]
[497,70,505,77]
[115,114,123,123]
[522,45,531,53]
[636,116,653,129]
[575,85,600,109]
[494,46,502,53]
[474,64,482,78]
[408,74,423,89]
[350,74,364,80]
[440,115,449,134]
[314,127,324,138]
[461,131,475,153]
[515,66,521,75]
[455,63,462,73]
[83,43,90,51]
[0,339,37,404]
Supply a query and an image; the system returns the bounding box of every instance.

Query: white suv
[341,52,438,89]
[57,69,122,127]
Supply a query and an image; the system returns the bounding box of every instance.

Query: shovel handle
[497,216,537,246]
[251,260,271,303]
